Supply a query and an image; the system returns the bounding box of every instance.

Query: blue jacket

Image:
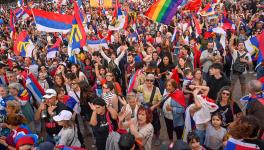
[171,99,185,127]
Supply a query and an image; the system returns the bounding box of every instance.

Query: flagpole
[30,8,37,26]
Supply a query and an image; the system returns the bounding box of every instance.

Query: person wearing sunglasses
[136,73,162,146]
[216,86,242,128]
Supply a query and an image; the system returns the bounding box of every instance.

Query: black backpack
[232,52,247,74]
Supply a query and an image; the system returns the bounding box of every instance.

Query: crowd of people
[0,0,263,149]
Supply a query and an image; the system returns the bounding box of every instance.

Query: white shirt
[162,91,173,120]
[231,50,252,73]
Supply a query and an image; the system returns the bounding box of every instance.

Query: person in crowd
[204,112,227,150]
[227,115,264,149]
[53,110,81,147]
[0,0,263,149]
[243,80,264,138]
[186,85,218,144]
[53,74,70,94]
[8,83,35,130]
[206,63,230,100]
[35,89,70,143]
[0,114,30,150]
[163,79,185,144]
[216,86,242,128]
[128,106,154,150]
[136,73,162,145]
[187,132,206,150]
[158,55,175,94]
[70,64,88,83]
[229,34,253,96]
[200,41,222,80]
[14,132,38,150]
[89,97,118,150]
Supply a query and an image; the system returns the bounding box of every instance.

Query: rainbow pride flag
[145,0,183,25]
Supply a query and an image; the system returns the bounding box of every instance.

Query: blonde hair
[6,101,21,113]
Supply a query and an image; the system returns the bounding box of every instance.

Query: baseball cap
[53,110,72,122]
[43,89,57,99]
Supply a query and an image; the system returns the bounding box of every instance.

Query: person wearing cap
[53,110,81,147]
[89,97,118,150]
[206,63,230,100]
[15,132,38,150]
[35,89,70,143]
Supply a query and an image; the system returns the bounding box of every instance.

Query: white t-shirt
[162,91,173,120]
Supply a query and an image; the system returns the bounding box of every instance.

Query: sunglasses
[222,92,230,96]
[146,79,154,82]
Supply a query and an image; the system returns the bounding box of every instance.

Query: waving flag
[108,8,127,31]
[18,89,30,106]
[184,0,202,12]
[13,31,35,57]
[18,0,24,7]
[68,1,87,64]
[145,0,183,25]
[200,3,215,16]
[62,95,80,113]
[221,18,236,32]
[245,36,260,61]
[170,89,186,108]
[47,37,62,59]
[32,8,73,33]
[26,73,45,103]
[87,39,108,49]
[10,10,16,40]
[256,31,264,66]
[127,69,141,93]
[225,138,260,150]
[193,15,202,36]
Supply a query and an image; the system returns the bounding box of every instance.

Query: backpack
[232,52,247,74]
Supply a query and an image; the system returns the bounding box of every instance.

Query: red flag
[171,69,180,84]
[169,89,186,108]
[113,0,119,18]
[193,15,201,34]
[184,0,202,12]
[193,44,201,69]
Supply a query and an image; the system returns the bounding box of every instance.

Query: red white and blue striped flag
[26,73,45,103]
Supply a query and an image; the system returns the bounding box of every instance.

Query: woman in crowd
[70,64,88,83]
[8,83,35,131]
[128,106,154,150]
[216,86,242,128]
[53,74,70,94]
[136,73,162,145]
[158,54,175,94]
[0,114,30,150]
[191,69,207,86]
[163,79,185,144]
[89,98,118,150]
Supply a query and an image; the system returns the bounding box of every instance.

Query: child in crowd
[204,112,227,150]
[187,132,206,150]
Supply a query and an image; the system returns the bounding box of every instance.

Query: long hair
[216,86,233,105]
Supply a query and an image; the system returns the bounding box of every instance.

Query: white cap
[53,110,72,122]
[43,89,57,99]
